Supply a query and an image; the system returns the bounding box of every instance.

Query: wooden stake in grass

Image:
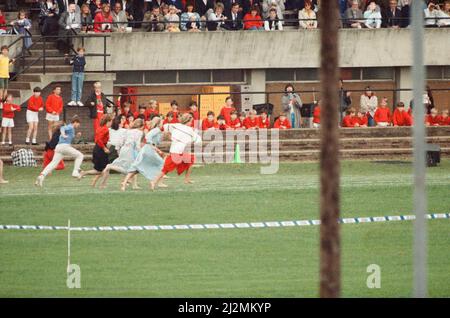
[319,1,341,298]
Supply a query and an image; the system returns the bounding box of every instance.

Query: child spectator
[189,101,200,129]
[219,96,236,125]
[243,5,264,30]
[265,8,283,31]
[439,110,450,126]
[202,111,218,130]
[312,103,321,128]
[121,101,132,117]
[217,115,230,130]
[163,111,174,125]
[45,85,64,140]
[68,47,86,107]
[273,113,291,129]
[26,87,44,145]
[145,100,159,120]
[342,108,358,128]
[1,94,21,146]
[243,109,259,129]
[239,111,247,128]
[229,111,242,129]
[426,108,440,126]
[374,98,391,127]
[355,110,369,127]
[259,112,270,129]
[125,113,135,128]
[0,46,16,104]
[170,100,179,122]
[135,104,147,119]
[392,102,412,127]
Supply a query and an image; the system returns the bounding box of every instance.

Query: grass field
[0,160,449,297]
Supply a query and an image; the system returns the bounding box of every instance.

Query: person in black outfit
[224,2,243,30]
[195,0,215,17]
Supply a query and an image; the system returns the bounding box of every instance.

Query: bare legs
[47,120,54,140]
[26,122,38,144]
[78,169,102,187]
[1,127,12,144]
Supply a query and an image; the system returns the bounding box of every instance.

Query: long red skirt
[162,153,195,175]
[43,149,65,170]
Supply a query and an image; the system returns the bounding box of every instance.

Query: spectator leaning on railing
[264,7,283,30]
[344,0,364,28]
[207,2,228,31]
[112,2,129,32]
[364,1,382,28]
[80,3,93,32]
[243,5,264,30]
[94,3,113,33]
[224,2,243,30]
[382,0,403,28]
[262,0,285,20]
[58,3,81,53]
[180,2,201,31]
[298,0,317,29]
[143,4,165,32]
[164,4,181,32]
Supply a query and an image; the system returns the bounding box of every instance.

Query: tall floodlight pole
[411,0,427,298]
[319,0,340,298]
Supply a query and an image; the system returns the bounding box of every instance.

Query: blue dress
[128,128,164,181]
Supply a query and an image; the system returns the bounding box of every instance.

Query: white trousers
[41,144,84,177]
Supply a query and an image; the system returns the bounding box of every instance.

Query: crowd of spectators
[1,0,448,37]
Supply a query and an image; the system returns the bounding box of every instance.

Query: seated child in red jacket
[202,111,218,130]
[243,110,259,129]
[426,108,441,126]
[229,111,242,129]
[273,113,291,129]
[312,104,321,128]
[217,115,230,130]
[342,108,358,128]
[259,112,270,129]
[374,98,391,127]
[439,110,449,126]
[356,110,368,127]
[392,102,412,127]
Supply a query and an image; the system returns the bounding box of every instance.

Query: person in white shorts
[25,87,44,145]
[35,115,84,187]
[1,94,21,146]
[45,85,64,140]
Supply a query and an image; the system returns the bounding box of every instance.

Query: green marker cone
[233,144,242,164]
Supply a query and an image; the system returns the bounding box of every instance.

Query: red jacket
[27,95,44,112]
[243,13,263,29]
[243,117,259,129]
[94,12,113,33]
[342,115,355,127]
[439,116,450,126]
[0,16,7,32]
[219,106,236,125]
[426,115,440,126]
[229,118,242,129]
[144,108,159,120]
[392,109,412,126]
[218,123,230,130]
[274,118,291,129]
[374,107,391,123]
[1,103,21,119]
[45,94,63,114]
[355,115,368,126]
[313,106,320,124]
[259,117,270,129]
[202,119,218,130]
[95,125,110,149]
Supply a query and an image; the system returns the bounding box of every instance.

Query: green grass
[0,160,449,297]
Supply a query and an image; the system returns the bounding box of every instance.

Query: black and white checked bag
[11,148,37,167]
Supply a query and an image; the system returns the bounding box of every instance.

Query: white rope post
[67,219,71,272]
[411,0,427,298]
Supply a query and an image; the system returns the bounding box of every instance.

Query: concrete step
[7,81,31,90]
[24,65,73,73]
[28,49,61,57]
[14,74,42,82]
[31,42,59,50]
[23,56,68,66]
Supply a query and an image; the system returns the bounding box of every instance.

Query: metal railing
[6,32,111,82]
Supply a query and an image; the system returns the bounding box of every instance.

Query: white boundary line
[0,213,448,232]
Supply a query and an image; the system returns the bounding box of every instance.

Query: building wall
[78,29,450,72]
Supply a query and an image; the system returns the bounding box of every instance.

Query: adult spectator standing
[262,0,285,20]
[360,86,378,127]
[39,0,60,36]
[94,3,113,32]
[58,3,81,53]
[344,0,364,28]
[85,82,114,133]
[382,0,403,27]
[224,2,244,30]
[112,1,128,31]
[281,83,302,128]
[181,2,201,31]
[207,2,228,31]
[298,0,317,29]
[364,1,382,28]
[143,4,165,31]
[339,79,352,123]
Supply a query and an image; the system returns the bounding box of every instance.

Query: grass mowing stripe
[1,213,448,232]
